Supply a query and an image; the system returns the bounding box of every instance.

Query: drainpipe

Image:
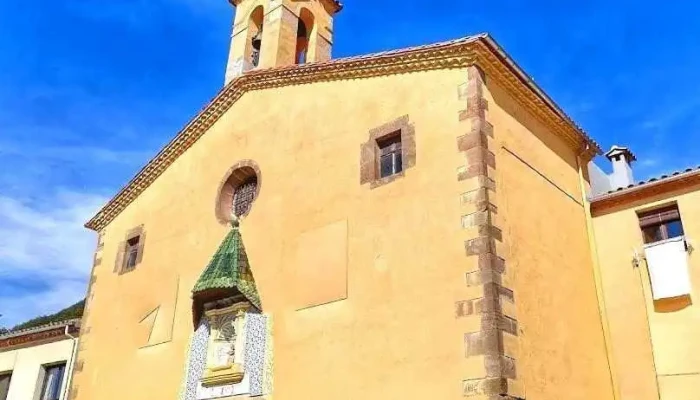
[577,146,621,400]
[61,323,79,400]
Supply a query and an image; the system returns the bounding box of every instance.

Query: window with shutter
[638,204,685,244]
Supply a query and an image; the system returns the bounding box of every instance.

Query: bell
[251,30,262,51]
[251,30,262,67]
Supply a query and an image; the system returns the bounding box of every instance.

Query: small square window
[124,236,140,270]
[638,204,685,244]
[377,133,402,178]
[117,226,146,274]
[360,115,415,189]
[37,363,65,400]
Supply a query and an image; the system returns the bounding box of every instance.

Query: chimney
[605,145,637,189]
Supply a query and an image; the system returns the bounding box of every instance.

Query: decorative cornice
[229,0,343,14]
[204,301,252,318]
[85,34,600,231]
[473,36,602,159]
[201,363,245,387]
[0,319,80,350]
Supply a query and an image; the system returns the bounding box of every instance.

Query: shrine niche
[179,218,272,400]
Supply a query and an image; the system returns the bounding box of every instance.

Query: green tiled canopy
[192,223,261,309]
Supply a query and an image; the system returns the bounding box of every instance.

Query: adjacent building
[60,1,700,400]
[0,320,80,400]
[589,149,700,400]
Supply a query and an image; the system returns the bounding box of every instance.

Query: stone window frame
[215,160,262,225]
[114,225,146,275]
[360,115,416,189]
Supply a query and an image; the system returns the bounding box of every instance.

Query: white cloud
[0,141,153,167]
[0,189,107,326]
[638,158,660,168]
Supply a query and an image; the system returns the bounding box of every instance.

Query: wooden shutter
[638,205,680,227]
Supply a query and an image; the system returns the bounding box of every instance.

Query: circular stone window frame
[215,160,262,225]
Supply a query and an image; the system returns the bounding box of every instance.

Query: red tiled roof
[0,319,80,350]
[591,166,700,212]
[604,166,700,195]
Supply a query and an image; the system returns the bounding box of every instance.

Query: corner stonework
[456,66,523,399]
[67,229,105,400]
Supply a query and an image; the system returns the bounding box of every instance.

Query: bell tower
[224,0,343,84]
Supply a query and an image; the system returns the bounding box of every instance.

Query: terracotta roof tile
[606,166,700,194]
[0,318,80,340]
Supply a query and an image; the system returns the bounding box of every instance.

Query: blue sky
[1,0,699,326]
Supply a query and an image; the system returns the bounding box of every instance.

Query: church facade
[67,1,621,399]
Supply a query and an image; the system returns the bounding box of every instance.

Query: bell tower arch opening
[224,0,343,84]
[247,6,264,68]
[295,8,315,64]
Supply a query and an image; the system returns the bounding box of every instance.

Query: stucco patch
[293,219,348,310]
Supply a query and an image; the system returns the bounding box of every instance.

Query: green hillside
[3,300,85,333]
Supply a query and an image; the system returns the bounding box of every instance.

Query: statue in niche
[212,315,237,367]
[200,304,249,387]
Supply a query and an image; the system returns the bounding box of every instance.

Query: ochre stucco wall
[72,66,615,400]
[74,68,478,400]
[593,183,700,400]
[0,338,76,400]
[483,81,615,400]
